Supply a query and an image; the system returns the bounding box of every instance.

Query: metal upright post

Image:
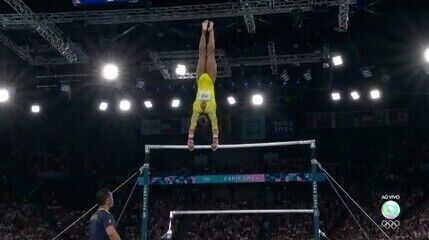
[310,140,320,240]
[141,147,150,240]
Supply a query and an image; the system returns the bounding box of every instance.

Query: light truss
[0,0,356,29]
[144,49,328,79]
[268,41,278,74]
[337,0,350,32]
[0,0,353,64]
[243,13,256,33]
[155,49,225,59]
[0,32,32,63]
[0,33,87,66]
[21,44,55,53]
[30,56,75,66]
[241,0,256,33]
[144,62,231,79]
[147,49,230,79]
[170,69,232,80]
[2,0,88,64]
[149,51,171,80]
[229,51,326,66]
[221,56,232,77]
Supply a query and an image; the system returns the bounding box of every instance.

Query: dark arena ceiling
[0,0,428,114]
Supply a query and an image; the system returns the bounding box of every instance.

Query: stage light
[0,88,9,103]
[227,96,236,105]
[370,89,381,100]
[331,92,341,101]
[144,100,153,109]
[350,90,360,101]
[361,67,373,78]
[119,99,131,111]
[175,64,187,75]
[99,101,108,111]
[102,63,119,80]
[31,104,40,113]
[303,70,312,81]
[171,99,180,108]
[425,48,429,63]
[281,70,289,84]
[252,94,263,106]
[332,55,343,66]
[136,81,145,89]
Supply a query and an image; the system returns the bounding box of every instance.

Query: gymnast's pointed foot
[188,137,195,151]
[211,136,219,151]
[202,20,209,32]
[208,21,214,32]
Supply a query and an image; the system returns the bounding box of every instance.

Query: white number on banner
[198,91,210,101]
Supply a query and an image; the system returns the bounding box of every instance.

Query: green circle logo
[381,200,400,219]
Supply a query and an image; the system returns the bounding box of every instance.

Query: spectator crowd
[0,135,428,239]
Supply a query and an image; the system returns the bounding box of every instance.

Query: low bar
[147,140,314,150]
[171,209,314,215]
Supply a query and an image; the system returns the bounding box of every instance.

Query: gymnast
[187,20,219,151]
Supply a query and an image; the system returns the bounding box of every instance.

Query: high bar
[146,140,314,150]
[170,209,314,215]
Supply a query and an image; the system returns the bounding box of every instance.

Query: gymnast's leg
[206,21,219,150]
[196,20,208,80]
[205,21,217,81]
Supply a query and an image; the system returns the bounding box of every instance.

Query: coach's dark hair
[96,188,111,206]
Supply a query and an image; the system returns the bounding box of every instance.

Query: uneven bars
[147,140,314,150]
[171,209,314,215]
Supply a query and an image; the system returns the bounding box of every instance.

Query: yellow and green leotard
[190,73,218,131]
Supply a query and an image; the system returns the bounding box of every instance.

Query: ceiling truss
[0,0,353,65]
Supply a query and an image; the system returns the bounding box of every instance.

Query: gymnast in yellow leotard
[188,20,219,151]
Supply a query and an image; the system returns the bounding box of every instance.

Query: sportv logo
[381,195,400,200]
[380,198,401,230]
